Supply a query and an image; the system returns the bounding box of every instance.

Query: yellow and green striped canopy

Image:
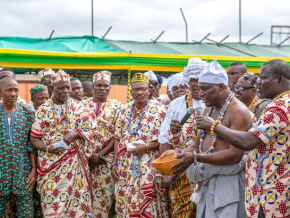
[1,36,290,73]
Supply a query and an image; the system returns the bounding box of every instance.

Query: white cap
[183,58,207,81]
[167,72,189,95]
[144,70,158,82]
[199,59,228,85]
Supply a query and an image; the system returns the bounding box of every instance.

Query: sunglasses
[234,85,255,91]
[150,81,158,86]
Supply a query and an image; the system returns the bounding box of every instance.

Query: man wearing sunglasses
[234,73,270,119]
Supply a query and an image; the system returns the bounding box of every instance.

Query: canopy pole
[127,51,132,103]
[151,31,165,43]
[127,69,131,103]
[278,36,290,46]
[102,26,112,40]
[246,32,263,45]
[199,33,211,43]
[49,30,54,39]
[205,37,256,57]
[219,35,230,44]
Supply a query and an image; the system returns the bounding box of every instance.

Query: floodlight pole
[91,0,94,36]
[180,8,188,43]
[239,0,241,42]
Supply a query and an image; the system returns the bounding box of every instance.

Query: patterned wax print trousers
[0,193,34,218]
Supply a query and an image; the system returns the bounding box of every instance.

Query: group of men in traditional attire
[0,56,289,218]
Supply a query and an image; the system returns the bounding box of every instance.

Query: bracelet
[146,144,149,153]
[110,162,118,170]
[155,174,164,178]
[210,120,221,136]
[193,151,198,165]
[32,165,38,168]
[46,147,49,153]
[175,148,183,153]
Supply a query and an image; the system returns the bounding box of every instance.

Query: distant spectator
[0,68,26,104]
[30,84,49,111]
[70,77,83,101]
[0,68,15,81]
[82,81,94,98]
[144,70,158,100]
[155,74,163,98]
[38,68,55,98]
[227,62,247,84]
[228,75,234,91]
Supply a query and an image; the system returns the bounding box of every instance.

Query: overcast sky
[1,0,290,45]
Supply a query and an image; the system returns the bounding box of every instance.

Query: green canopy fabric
[0,36,119,52]
[1,36,290,74]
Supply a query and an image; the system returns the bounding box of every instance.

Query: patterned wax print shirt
[247,94,290,218]
[0,103,35,195]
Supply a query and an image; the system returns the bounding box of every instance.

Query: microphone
[196,105,205,139]
[180,107,195,125]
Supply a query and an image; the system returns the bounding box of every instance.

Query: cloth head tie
[199,59,228,85]
[167,72,189,95]
[131,73,149,84]
[241,72,259,88]
[144,70,158,82]
[156,74,163,85]
[183,57,207,81]
[38,68,55,81]
[93,70,112,83]
[30,84,48,96]
[51,69,70,83]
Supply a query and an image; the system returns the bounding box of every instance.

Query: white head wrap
[144,70,158,82]
[183,58,207,81]
[167,72,189,95]
[199,59,228,85]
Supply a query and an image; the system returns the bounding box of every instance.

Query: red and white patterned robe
[82,98,122,217]
[31,98,96,218]
[114,100,169,218]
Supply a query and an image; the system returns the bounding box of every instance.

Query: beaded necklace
[247,96,258,110]
[195,92,235,192]
[185,92,192,108]
[127,101,148,135]
[259,90,290,118]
